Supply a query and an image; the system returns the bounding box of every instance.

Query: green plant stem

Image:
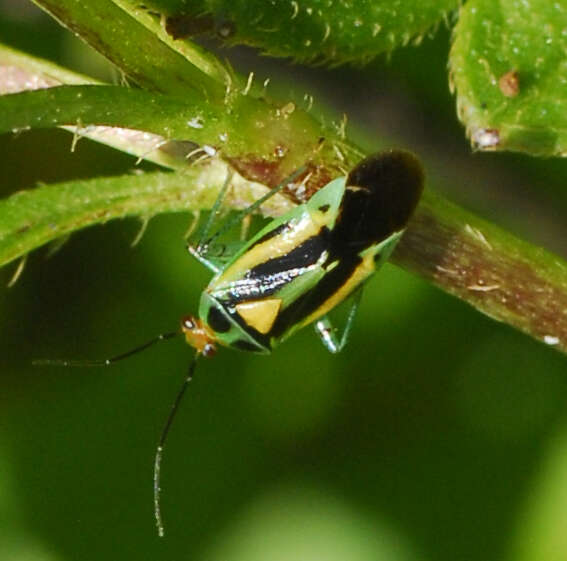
[0,160,294,269]
[0,45,207,170]
[0,84,354,194]
[30,0,224,98]
[109,0,231,85]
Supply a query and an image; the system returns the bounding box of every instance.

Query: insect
[38,149,424,536]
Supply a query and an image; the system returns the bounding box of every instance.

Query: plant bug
[36,149,424,536]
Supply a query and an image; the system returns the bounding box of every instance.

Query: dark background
[2,3,567,560]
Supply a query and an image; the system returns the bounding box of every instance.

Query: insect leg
[186,244,222,274]
[240,213,252,241]
[193,169,234,256]
[189,165,308,272]
[187,170,238,272]
[314,288,363,353]
[202,165,308,250]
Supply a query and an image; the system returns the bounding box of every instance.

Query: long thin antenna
[154,354,199,537]
[32,332,180,367]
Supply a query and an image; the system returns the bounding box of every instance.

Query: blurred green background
[2,3,567,560]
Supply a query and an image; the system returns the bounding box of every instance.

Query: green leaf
[137,0,460,64]
[450,0,567,156]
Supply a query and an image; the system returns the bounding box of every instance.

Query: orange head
[180,316,217,357]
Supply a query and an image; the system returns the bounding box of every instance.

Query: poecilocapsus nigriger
[37,149,424,536]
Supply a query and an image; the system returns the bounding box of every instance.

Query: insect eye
[181,315,196,330]
[203,343,216,358]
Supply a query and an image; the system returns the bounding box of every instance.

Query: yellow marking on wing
[300,252,376,328]
[213,210,328,286]
[236,299,282,334]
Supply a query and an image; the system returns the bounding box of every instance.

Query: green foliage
[3,2,567,561]
[140,0,460,63]
[450,0,567,155]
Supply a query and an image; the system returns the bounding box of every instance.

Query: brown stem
[393,190,567,354]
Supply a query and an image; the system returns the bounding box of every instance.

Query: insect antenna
[154,353,200,537]
[32,331,180,367]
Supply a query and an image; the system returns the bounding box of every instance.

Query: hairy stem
[393,191,567,353]
[0,160,294,269]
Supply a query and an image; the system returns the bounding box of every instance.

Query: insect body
[38,149,424,536]
[184,149,424,356]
